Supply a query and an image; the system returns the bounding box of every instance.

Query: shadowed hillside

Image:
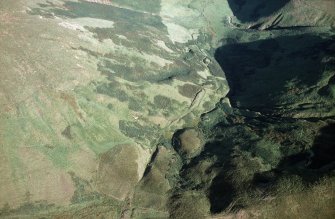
[215,33,335,117]
[227,0,289,22]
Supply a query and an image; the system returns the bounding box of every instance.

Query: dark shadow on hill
[271,122,335,187]
[309,123,335,169]
[182,139,237,213]
[193,111,335,213]
[214,34,335,115]
[208,170,236,213]
[227,0,290,22]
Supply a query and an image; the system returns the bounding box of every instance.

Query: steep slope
[163,1,335,218]
[227,0,335,29]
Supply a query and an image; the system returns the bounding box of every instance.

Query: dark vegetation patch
[154,95,172,109]
[96,82,128,102]
[128,98,143,111]
[69,172,102,204]
[110,0,161,14]
[152,95,185,115]
[178,84,201,98]
[30,1,164,29]
[87,26,174,55]
[29,1,175,84]
[61,125,73,139]
[119,120,156,140]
